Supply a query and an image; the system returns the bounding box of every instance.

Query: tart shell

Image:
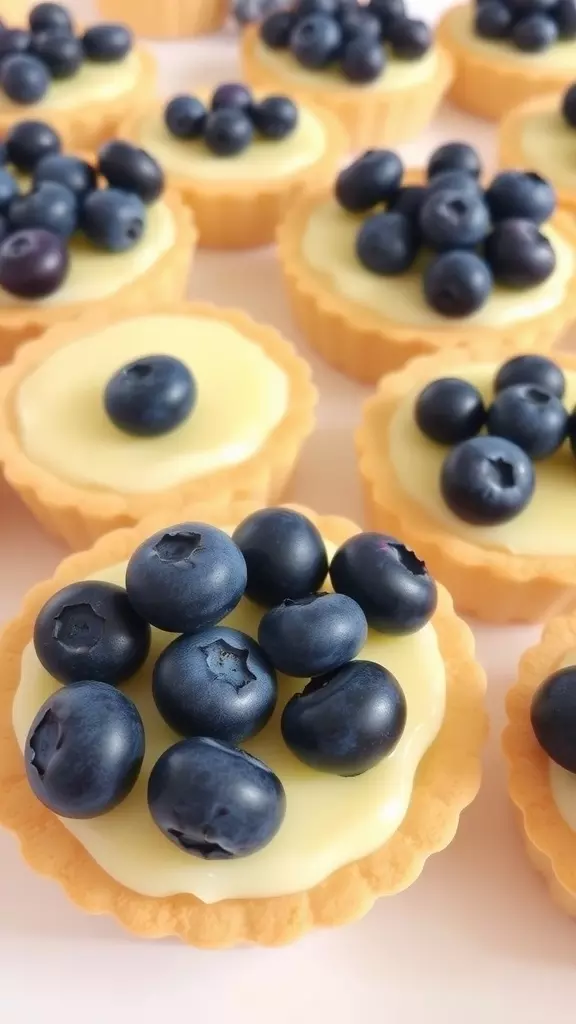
[357,344,576,624]
[0,503,486,948]
[96,0,228,39]
[277,183,576,385]
[504,613,576,916]
[499,94,576,215]
[240,26,454,150]
[0,189,197,365]
[118,100,348,250]
[0,304,317,550]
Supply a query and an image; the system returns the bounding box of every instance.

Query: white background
[1,0,576,1020]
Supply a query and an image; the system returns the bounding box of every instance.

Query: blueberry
[5,119,61,172]
[531,668,576,772]
[233,0,273,24]
[9,181,77,238]
[98,140,164,205]
[426,170,482,199]
[335,149,403,212]
[153,627,277,743]
[415,377,486,445]
[356,211,417,274]
[296,0,341,16]
[485,171,555,225]
[562,83,576,127]
[427,142,482,180]
[81,188,146,253]
[281,660,406,776]
[25,682,144,819]
[29,2,74,34]
[251,95,298,139]
[329,532,437,634]
[512,13,558,50]
[289,14,343,69]
[486,383,568,459]
[423,251,493,317]
[258,592,367,677]
[33,153,96,199]
[148,737,285,859]
[419,188,491,251]
[0,30,32,62]
[82,23,133,62]
[0,141,6,165]
[164,94,206,139]
[485,219,556,287]
[33,580,151,686]
[211,82,253,112]
[204,108,254,156]
[494,354,565,399]
[340,10,382,42]
[30,31,83,79]
[0,214,9,244]
[475,1,512,38]
[232,508,328,607]
[388,185,427,230]
[440,435,535,525]
[340,35,385,81]
[260,10,297,48]
[104,354,196,437]
[125,522,247,634]
[0,169,19,213]
[0,228,68,298]
[0,54,50,105]
[387,16,431,57]
[555,0,576,38]
[368,0,406,34]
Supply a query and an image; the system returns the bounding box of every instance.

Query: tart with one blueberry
[241,0,454,148]
[118,83,347,250]
[277,141,576,384]
[358,343,576,623]
[0,502,485,946]
[0,302,316,547]
[96,0,228,41]
[0,3,156,149]
[438,1,576,121]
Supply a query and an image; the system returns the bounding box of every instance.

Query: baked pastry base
[96,0,228,39]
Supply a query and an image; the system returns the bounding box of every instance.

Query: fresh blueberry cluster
[415,354,573,525]
[475,0,576,52]
[0,123,164,299]
[25,510,438,858]
[562,81,576,126]
[337,142,557,318]
[164,83,299,157]
[0,3,132,106]
[259,0,432,85]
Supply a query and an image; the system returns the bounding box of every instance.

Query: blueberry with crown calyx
[258,592,367,677]
[486,383,568,460]
[440,435,535,525]
[1,54,50,105]
[419,187,491,251]
[485,171,556,224]
[98,140,164,205]
[164,95,206,139]
[0,228,69,298]
[485,220,556,288]
[232,507,328,607]
[289,13,343,69]
[335,149,403,212]
[415,377,486,445]
[531,667,576,772]
[104,355,196,437]
[494,354,565,399]
[428,141,482,180]
[81,188,145,253]
[5,119,61,172]
[82,23,133,62]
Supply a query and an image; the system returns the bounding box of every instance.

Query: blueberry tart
[241,0,453,148]
[0,503,485,946]
[96,0,228,40]
[119,84,347,249]
[358,345,576,622]
[438,1,576,121]
[278,143,576,383]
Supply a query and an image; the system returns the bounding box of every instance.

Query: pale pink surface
[1,1,576,1019]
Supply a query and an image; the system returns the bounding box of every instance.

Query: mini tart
[0,502,486,948]
[0,303,316,549]
[499,93,576,215]
[358,344,576,624]
[96,0,228,39]
[277,181,576,385]
[118,98,347,250]
[240,25,453,150]
[438,3,576,121]
[503,614,576,917]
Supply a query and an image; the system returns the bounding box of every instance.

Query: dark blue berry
[555,0,576,38]
[0,228,68,298]
[428,141,482,180]
[1,54,50,105]
[0,30,32,62]
[258,592,367,677]
[494,354,565,399]
[204,108,254,156]
[340,35,385,81]
[148,737,285,859]
[335,149,403,212]
[368,0,405,34]
[98,140,164,205]
[423,251,493,317]
[9,181,77,238]
[487,383,568,459]
[388,16,431,57]
[356,211,417,274]
[562,83,576,126]
[329,532,437,634]
[281,660,407,776]
[0,214,9,244]
[388,185,426,231]
[104,355,196,437]
[415,377,486,445]
[81,189,145,253]
[297,0,341,16]
[29,3,74,34]
[233,0,272,24]
[485,171,555,224]
[0,169,19,213]
[340,10,382,42]
[512,13,558,50]
[211,82,253,111]
[25,682,145,819]
[153,627,277,743]
[125,522,247,634]
[164,94,206,139]
[82,23,133,62]
[475,1,512,38]
[290,14,343,69]
[419,187,490,250]
[5,119,61,172]
[260,10,297,48]
[440,435,535,525]
[33,153,96,199]
[531,667,576,772]
[252,95,298,139]
[232,508,328,607]
[485,219,556,287]
[30,31,83,79]
[426,170,482,198]
[0,141,6,165]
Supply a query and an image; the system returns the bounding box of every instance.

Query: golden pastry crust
[438,4,576,121]
[0,189,197,365]
[503,613,576,917]
[240,26,453,150]
[277,182,576,385]
[499,93,576,214]
[0,305,317,549]
[357,344,576,624]
[118,100,348,249]
[0,48,157,151]
[0,503,486,948]
[96,0,228,39]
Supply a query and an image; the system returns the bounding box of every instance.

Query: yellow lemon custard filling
[507,85,576,195]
